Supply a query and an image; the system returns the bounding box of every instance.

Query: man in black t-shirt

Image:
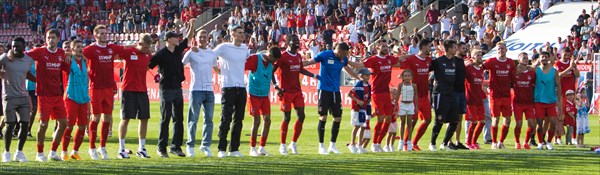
[322,23,336,50]
[365,19,375,43]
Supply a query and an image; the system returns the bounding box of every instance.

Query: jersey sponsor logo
[46,62,61,70]
[99,55,112,62]
[417,68,429,74]
[474,78,483,83]
[289,64,301,71]
[379,65,391,71]
[445,69,455,74]
[516,80,530,87]
[496,70,510,75]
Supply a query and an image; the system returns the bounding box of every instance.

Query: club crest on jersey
[58,56,62,61]
[527,76,531,80]
[506,65,510,69]
[108,48,113,55]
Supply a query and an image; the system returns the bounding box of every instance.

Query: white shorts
[363,129,371,139]
[351,110,367,126]
[398,102,415,116]
[388,122,398,133]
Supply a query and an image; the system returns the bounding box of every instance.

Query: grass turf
[0,102,599,174]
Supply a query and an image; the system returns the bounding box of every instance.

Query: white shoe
[199,146,212,157]
[186,146,195,158]
[546,143,554,150]
[13,151,27,162]
[497,142,505,149]
[429,144,437,151]
[228,151,244,157]
[2,152,10,162]
[371,144,382,153]
[249,147,260,157]
[359,147,369,153]
[398,140,405,151]
[279,144,289,155]
[258,146,271,156]
[98,148,109,160]
[288,143,298,154]
[555,139,563,145]
[491,143,498,150]
[537,142,545,150]
[328,144,342,154]
[382,145,390,152]
[35,153,47,162]
[217,151,226,158]
[117,149,131,159]
[318,144,328,155]
[439,144,447,151]
[407,141,413,151]
[48,152,63,161]
[348,145,358,154]
[89,149,100,160]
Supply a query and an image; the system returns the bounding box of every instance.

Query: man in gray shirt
[0,37,34,162]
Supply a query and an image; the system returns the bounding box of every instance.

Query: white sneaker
[546,143,554,150]
[555,139,563,145]
[328,143,342,154]
[439,144,447,151]
[348,145,358,154]
[429,144,437,151]
[279,144,289,155]
[249,147,260,157]
[199,146,212,157]
[371,144,382,153]
[117,149,131,159]
[491,143,498,150]
[406,141,413,151]
[288,143,298,154]
[35,153,47,162]
[359,147,369,153]
[13,151,27,162]
[48,152,62,161]
[217,151,226,158]
[89,149,100,160]
[258,146,272,156]
[228,151,244,157]
[98,148,109,160]
[497,142,505,149]
[186,146,195,158]
[2,151,10,162]
[398,140,405,151]
[382,145,390,152]
[318,144,328,155]
[537,142,545,150]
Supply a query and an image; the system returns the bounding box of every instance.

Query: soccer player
[347,68,371,154]
[533,51,562,150]
[214,26,250,158]
[482,42,515,149]
[303,42,361,155]
[117,34,154,159]
[245,47,281,157]
[272,34,317,155]
[82,25,125,160]
[464,49,486,150]
[399,39,433,151]
[393,70,418,151]
[428,40,460,151]
[0,37,33,162]
[60,40,90,161]
[362,39,401,153]
[554,47,579,144]
[184,30,220,158]
[451,42,469,149]
[513,52,536,149]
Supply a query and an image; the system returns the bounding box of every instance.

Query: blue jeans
[110,24,118,33]
[186,91,215,148]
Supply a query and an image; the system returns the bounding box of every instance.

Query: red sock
[546,130,555,143]
[51,141,60,152]
[379,122,390,143]
[260,135,268,147]
[514,126,522,144]
[37,144,44,153]
[89,121,98,149]
[473,122,484,144]
[292,120,303,142]
[73,129,85,151]
[62,127,73,152]
[572,123,577,138]
[280,121,289,144]
[500,125,509,142]
[524,127,533,144]
[537,130,544,143]
[413,122,428,145]
[373,122,382,144]
[467,122,477,145]
[491,126,498,143]
[250,134,257,147]
[100,122,110,147]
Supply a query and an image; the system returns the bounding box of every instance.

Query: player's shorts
[38,96,67,122]
[120,91,150,120]
[388,122,398,133]
[3,96,31,123]
[564,115,576,126]
[249,95,270,116]
[318,90,342,117]
[373,93,393,116]
[491,97,512,117]
[513,103,535,121]
[465,105,485,121]
[432,93,459,123]
[280,92,305,112]
[456,92,467,114]
[351,110,367,126]
[398,102,415,116]
[535,102,558,119]
[90,88,114,114]
[66,98,89,126]
[417,97,432,120]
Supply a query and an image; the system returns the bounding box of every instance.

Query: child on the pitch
[359,107,372,152]
[384,88,398,152]
[562,90,577,146]
[576,88,590,148]
[394,70,417,152]
[348,68,372,154]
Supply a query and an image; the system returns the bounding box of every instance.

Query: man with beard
[533,51,562,150]
[513,52,536,149]
[451,42,469,149]
[464,49,486,150]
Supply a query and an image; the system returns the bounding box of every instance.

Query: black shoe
[27,132,33,138]
[456,142,469,150]
[137,149,151,158]
[529,139,538,147]
[484,140,492,144]
[156,150,169,158]
[169,149,186,157]
[448,142,456,148]
[445,143,458,150]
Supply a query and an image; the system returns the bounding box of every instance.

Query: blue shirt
[26,63,35,91]
[534,67,557,104]
[315,50,347,92]
[529,8,542,20]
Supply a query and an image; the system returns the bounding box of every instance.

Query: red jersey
[121,48,152,92]
[244,54,270,72]
[564,100,576,117]
[296,14,306,28]
[483,57,515,98]
[27,47,68,97]
[400,55,432,98]
[495,0,507,14]
[273,51,303,93]
[554,60,576,95]
[512,69,536,104]
[465,65,486,106]
[363,55,398,94]
[287,14,296,28]
[83,43,124,89]
[151,4,159,17]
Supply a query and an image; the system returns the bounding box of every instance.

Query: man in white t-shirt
[183,30,220,158]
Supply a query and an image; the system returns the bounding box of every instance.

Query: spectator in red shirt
[297,11,306,35]
[287,13,297,35]
[151,3,160,25]
[496,0,507,16]
[425,4,441,38]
